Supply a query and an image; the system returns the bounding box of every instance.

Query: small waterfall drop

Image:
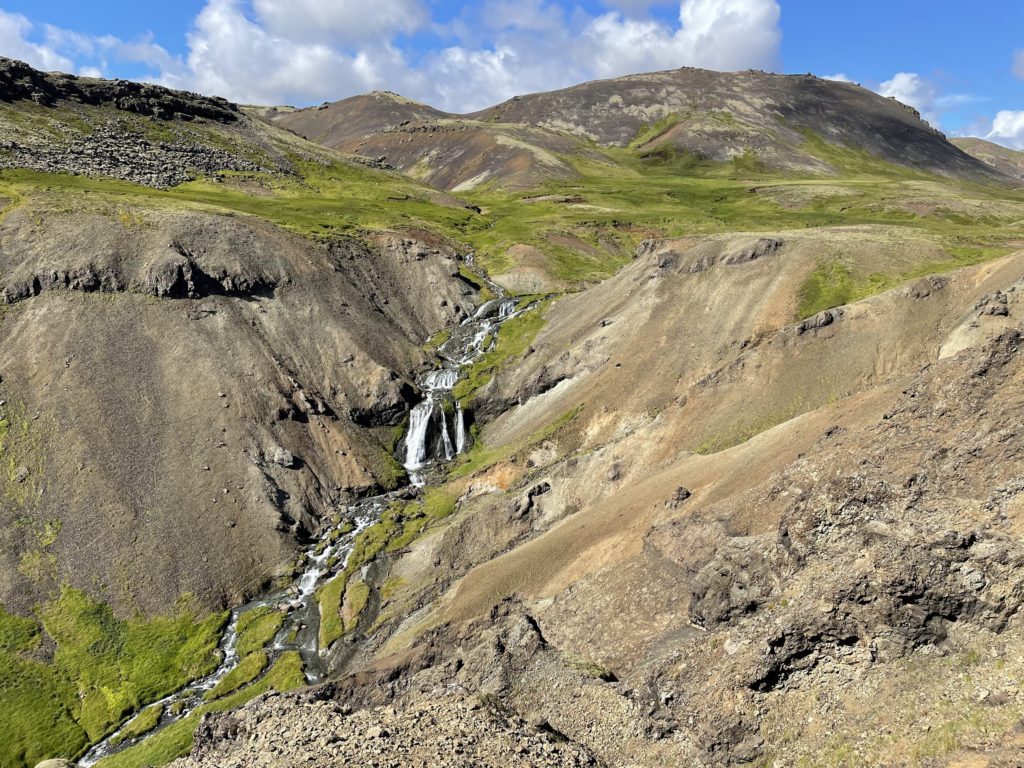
[79,255,542,767]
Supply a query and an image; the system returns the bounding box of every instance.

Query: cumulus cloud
[0,10,73,72]
[987,110,1024,149]
[876,72,976,129]
[822,73,853,83]
[251,0,426,46]
[424,0,782,110]
[878,72,941,124]
[0,0,783,112]
[157,0,404,104]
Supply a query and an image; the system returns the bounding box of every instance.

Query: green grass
[452,300,552,403]
[203,651,268,701]
[796,242,1017,319]
[344,582,371,631]
[94,651,305,768]
[449,404,582,479]
[0,588,227,768]
[234,607,285,658]
[109,704,163,747]
[316,486,461,648]
[316,574,348,650]
[0,160,484,244]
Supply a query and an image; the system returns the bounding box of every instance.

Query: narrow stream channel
[78,258,534,766]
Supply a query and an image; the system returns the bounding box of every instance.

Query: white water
[78,256,541,766]
[455,405,467,454]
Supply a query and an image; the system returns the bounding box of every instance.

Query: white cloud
[0,10,74,72]
[251,0,426,46]
[1,0,783,112]
[878,72,941,125]
[423,0,782,110]
[823,73,853,83]
[876,71,979,130]
[987,110,1024,149]
[1014,50,1024,80]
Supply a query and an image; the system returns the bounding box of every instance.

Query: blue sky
[1,0,1022,145]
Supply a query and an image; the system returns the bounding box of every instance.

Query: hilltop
[270,67,1006,192]
[954,137,1024,181]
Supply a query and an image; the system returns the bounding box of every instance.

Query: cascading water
[78,257,537,767]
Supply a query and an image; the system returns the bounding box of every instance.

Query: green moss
[0,589,227,768]
[796,258,886,318]
[796,241,1015,320]
[343,582,371,633]
[109,704,163,747]
[203,652,268,701]
[380,577,407,603]
[449,404,582,479]
[317,575,348,650]
[452,300,551,404]
[94,651,305,768]
[234,607,285,658]
[628,113,684,150]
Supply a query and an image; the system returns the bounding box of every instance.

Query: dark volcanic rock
[0,56,238,122]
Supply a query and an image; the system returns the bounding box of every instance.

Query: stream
[78,259,530,766]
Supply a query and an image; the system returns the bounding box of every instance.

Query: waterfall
[440,415,454,460]
[455,405,468,454]
[423,369,459,391]
[79,253,548,766]
[404,401,433,469]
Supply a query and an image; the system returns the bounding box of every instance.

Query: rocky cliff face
[0,203,476,616]
[173,252,1024,766]
[0,57,237,122]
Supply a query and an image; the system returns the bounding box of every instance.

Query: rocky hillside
[954,137,1024,181]
[270,67,1008,191]
[7,57,1024,768]
[175,234,1024,768]
[0,58,486,622]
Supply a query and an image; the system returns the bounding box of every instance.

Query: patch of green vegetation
[0,589,227,768]
[95,651,305,768]
[234,607,284,658]
[796,240,1016,319]
[380,577,407,603]
[0,396,46,511]
[109,704,163,747]
[628,113,684,150]
[317,575,348,650]
[204,651,268,701]
[797,128,925,178]
[564,652,616,681]
[452,300,552,403]
[449,404,582,479]
[0,159,485,244]
[344,582,371,633]
[318,487,461,647]
[796,258,889,318]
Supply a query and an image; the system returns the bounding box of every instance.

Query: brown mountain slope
[953,137,1024,181]
[470,68,1002,180]
[260,91,451,147]
[265,93,607,192]
[0,204,475,617]
[174,235,1024,767]
[269,67,1009,190]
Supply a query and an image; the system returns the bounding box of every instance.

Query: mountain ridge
[268,66,1009,190]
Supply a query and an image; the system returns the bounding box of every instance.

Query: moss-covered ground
[0,588,227,768]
